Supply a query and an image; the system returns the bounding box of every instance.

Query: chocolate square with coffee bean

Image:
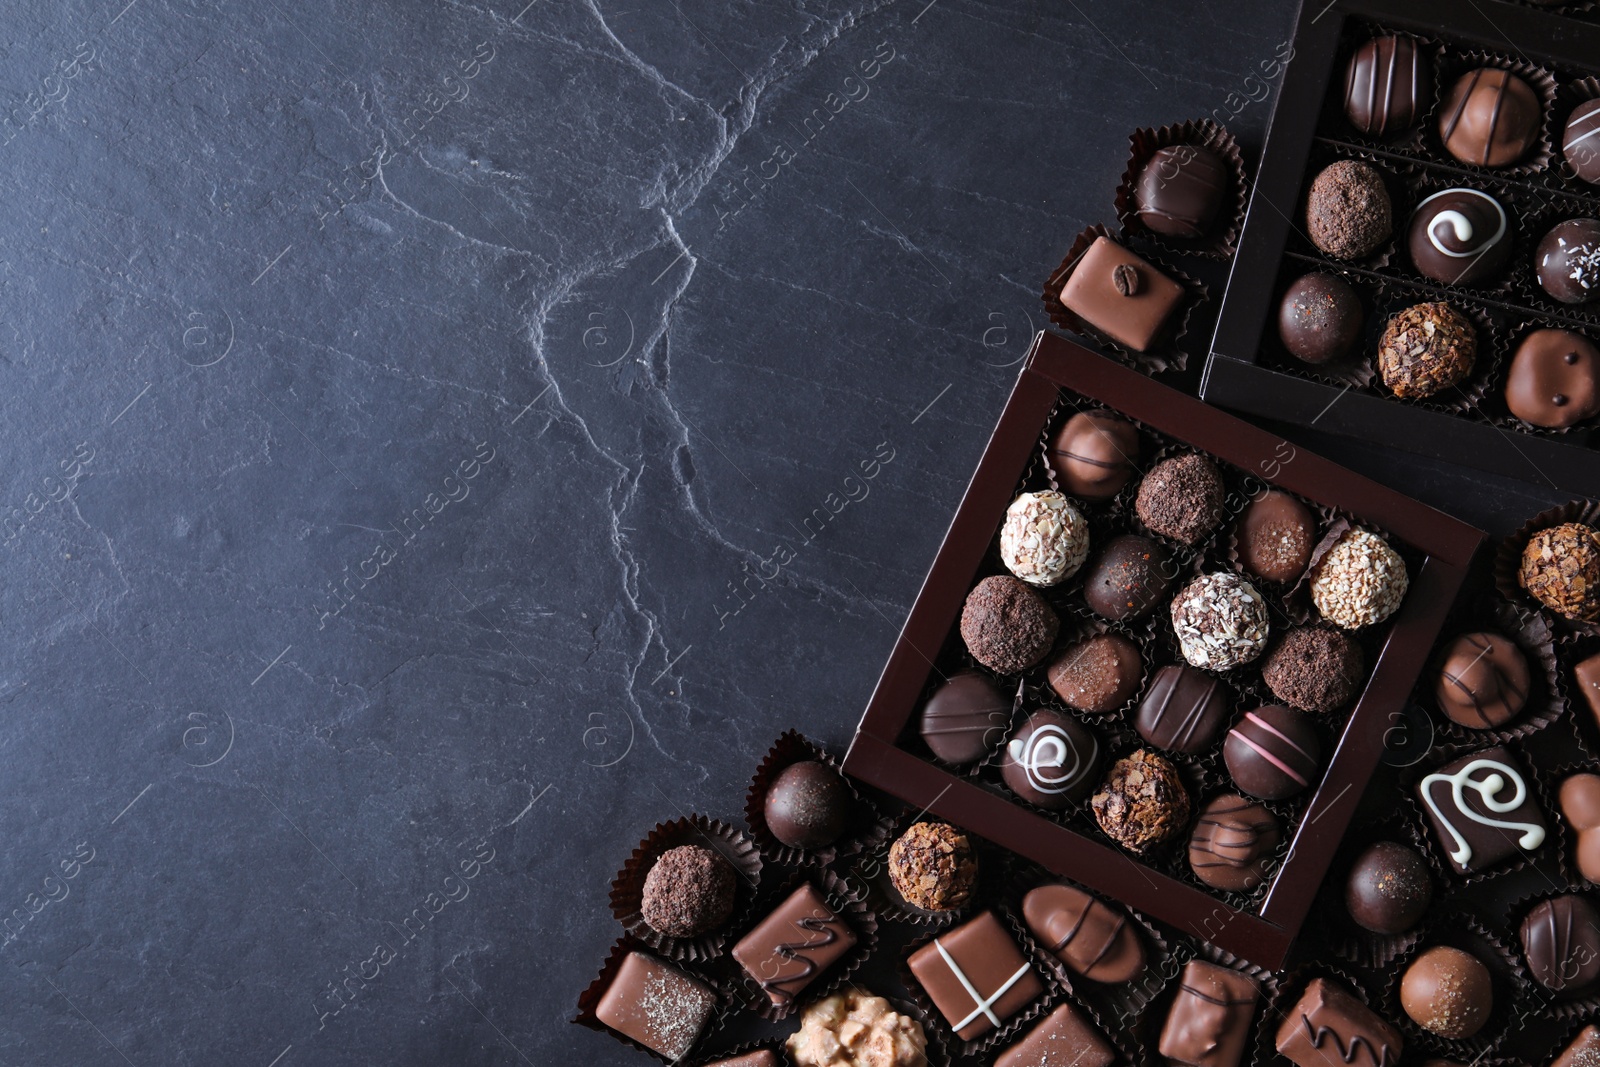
[1059,236,1184,352]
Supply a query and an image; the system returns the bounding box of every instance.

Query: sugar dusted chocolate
[595,950,717,1060]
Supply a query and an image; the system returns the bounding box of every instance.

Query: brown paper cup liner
[1383,910,1526,1059]
[610,816,764,962]
[1428,51,1559,179]
[1493,499,1600,636]
[1368,284,1503,416]
[574,937,728,1064]
[744,730,893,866]
[1402,744,1553,886]
[897,908,1057,1059]
[1250,964,1387,1067]
[727,869,880,1022]
[1425,599,1565,747]
[1114,119,1248,259]
[1264,258,1382,389]
[1500,886,1600,1023]
[684,1043,789,1067]
[1041,224,1206,375]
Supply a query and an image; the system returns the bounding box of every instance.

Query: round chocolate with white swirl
[1001,709,1101,810]
[1408,188,1512,286]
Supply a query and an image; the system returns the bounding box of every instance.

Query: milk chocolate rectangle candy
[1060,237,1184,352]
[907,910,1044,1041]
[706,1052,779,1067]
[1575,654,1600,725]
[594,951,717,1060]
[995,1002,1115,1067]
[1158,960,1258,1067]
[1553,1025,1600,1067]
[1275,978,1402,1067]
[731,883,857,1006]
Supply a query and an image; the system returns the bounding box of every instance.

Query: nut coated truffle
[1306,160,1393,260]
[1261,626,1365,713]
[1399,946,1493,1039]
[1091,749,1191,854]
[1170,572,1271,671]
[1311,528,1410,629]
[887,821,977,912]
[1048,410,1140,501]
[764,761,854,850]
[1378,302,1476,398]
[1345,841,1432,935]
[1135,453,1226,546]
[1519,522,1600,621]
[640,845,738,938]
[1278,273,1364,365]
[959,575,1060,674]
[999,491,1090,587]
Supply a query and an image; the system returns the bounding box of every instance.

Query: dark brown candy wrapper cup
[1115,119,1248,259]
[609,815,764,962]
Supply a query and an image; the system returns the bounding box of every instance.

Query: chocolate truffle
[920,671,1010,765]
[1002,709,1101,809]
[1579,654,1600,725]
[1440,68,1540,168]
[1306,160,1392,260]
[1060,236,1185,352]
[1554,1027,1600,1067]
[1559,773,1600,883]
[1408,188,1512,286]
[1377,301,1476,399]
[887,821,976,912]
[1507,328,1600,429]
[1135,452,1226,546]
[1084,534,1173,621]
[1564,100,1600,185]
[1000,490,1090,587]
[1048,410,1140,501]
[1047,633,1142,714]
[1434,632,1530,730]
[733,883,858,1006]
[908,910,1044,1041]
[1519,523,1600,621]
[1521,894,1600,994]
[1536,219,1600,305]
[787,990,926,1067]
[1277,978,1402,1067]
[1171,572,1270,670]
[1345,35,1429,137]
[640,845,737,938]
[1262,626,1365,713]
[1418,746,1546,874]
[1345,841,1433,935]
[1160,960,1259,1067]
[1135,145,1229,239]
[1136,665,1230,754]
[1021,883,1146,983]
[1189,794,1281,892]
[1238,491,1317,584]
[1278,273,1364,366]
[996,1003,1116,1067]
[960,575,1060,674]
[1092,749,1191,854]
[596,950,718,1060]
[1311,528,1410,629]
[1225,705,1322,801]
[764,761,853,850]
[1400,946,1493,1039]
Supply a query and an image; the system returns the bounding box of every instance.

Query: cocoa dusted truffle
[1378,301,1476,398]
[1520,523,1600,621]
[1278,273,1364,365]
[1306,160,1392,260]
[1048,410,1140,501]
[1399,946,1493,1039]
[887,821,977,912]
[641,845,738,938]
[1345,841,1432,935]
[1434,632,1530,730]
[1091,749,1191,854]
[1135,453,1226,546]
[999,490,1090,587]
[764,761,854,850]
[1311,528,1409,629]
[1261,626,1365,713]
[1170,572,1270,671]
[1439,68,1540,168]
[959,575,1059,674]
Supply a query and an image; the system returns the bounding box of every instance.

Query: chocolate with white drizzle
[1417,745,1546,874]
[1407,188,1512,286]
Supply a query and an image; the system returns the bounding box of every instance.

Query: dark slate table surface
[0,0,1573,1063]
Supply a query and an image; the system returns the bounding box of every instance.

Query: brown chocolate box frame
[1202,0,1600,497]
[841,332,1483,970]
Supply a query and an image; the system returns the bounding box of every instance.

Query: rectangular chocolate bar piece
[1553,1025,1600,1067]
[907,910,1044,1041]
[1158,960,1258,1067]
[1059,236,1183,352]
[731,883,857,1006]
[1417,745,1546,875]
[594,950,717,1061]
[1574,654,1600,726]
[706,1052,779,1067]
[995,1002,1116,1067]
[1276,978,1402,1067]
